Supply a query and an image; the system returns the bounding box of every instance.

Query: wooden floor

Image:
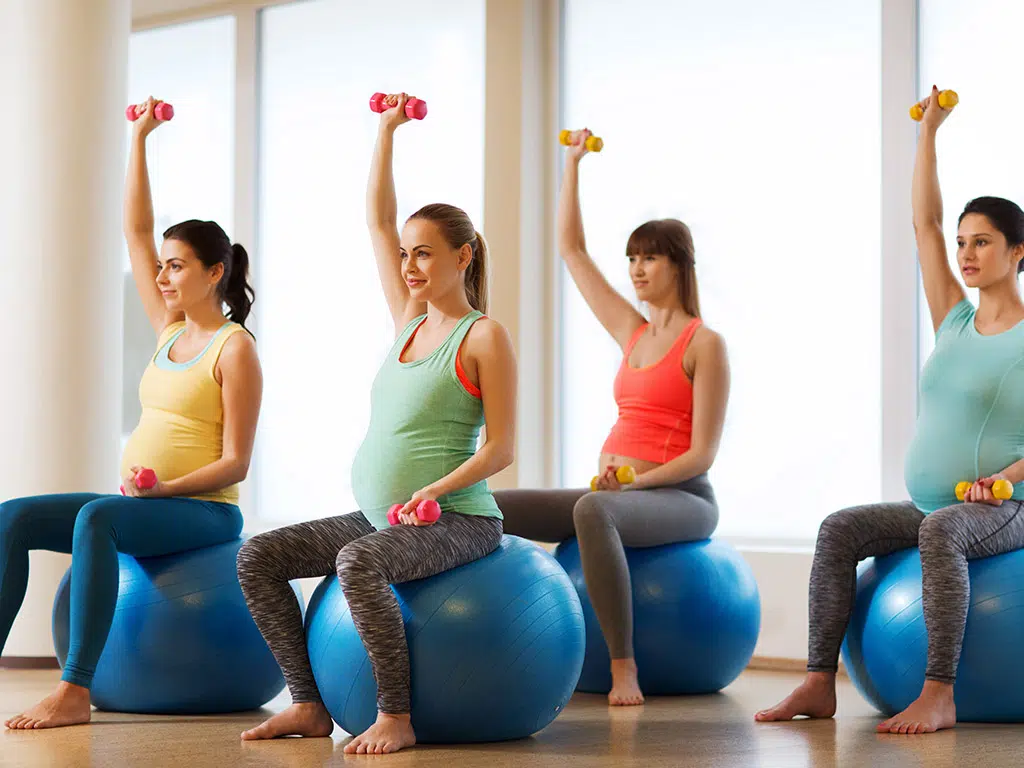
[1,669,1021,767]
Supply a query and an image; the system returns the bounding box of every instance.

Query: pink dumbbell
[120,467,157,496]
[126,102,174,122]
[387,499,442,525]
[369,92,428,120]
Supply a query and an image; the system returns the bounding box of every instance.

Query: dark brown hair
[163,219,255,327]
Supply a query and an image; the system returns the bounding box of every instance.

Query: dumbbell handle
[119,468,158,496]
[956,479,1013,501]
[559,129,604,153]
[126,102,174,122]
[910,90,958,121]
[387,499,442,525]
[369,93,428,120]
[591,465,636,491]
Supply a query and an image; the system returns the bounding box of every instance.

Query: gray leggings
[493,475,718,660]
[809,499,1024,683]
[236,511,502,714]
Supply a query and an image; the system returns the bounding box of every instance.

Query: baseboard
[0,657,60,670]
[748,656,848,678]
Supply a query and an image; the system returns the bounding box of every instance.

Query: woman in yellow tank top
[0,97,263,730]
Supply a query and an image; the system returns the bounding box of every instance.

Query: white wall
[0,0,129,658]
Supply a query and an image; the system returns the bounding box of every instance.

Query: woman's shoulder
[464,316,514,355]
[688,322,727,357]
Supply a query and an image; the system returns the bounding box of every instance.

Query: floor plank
[0,669,1017,767]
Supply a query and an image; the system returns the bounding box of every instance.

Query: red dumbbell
[126,102,174,122]
[387,499,442,526]
[120,468,158,495]
[369,92,428,120]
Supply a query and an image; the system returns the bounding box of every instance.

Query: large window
[560,0,882,539]
[256,0,485,522]
[122,17,236,437]
[917,0,1024,363]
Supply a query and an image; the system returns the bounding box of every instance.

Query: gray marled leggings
[494,474,718,660]
[236,511,501,714]
[808,499,1024,683]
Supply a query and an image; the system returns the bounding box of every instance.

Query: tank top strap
[622,323,650,357]
[203,322,247,379]
[670,317,703,364]
[155,321,187,359]
[439,310,486,363]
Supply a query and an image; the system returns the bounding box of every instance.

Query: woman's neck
[184,301,229,335]
[976,278,1024,326]
[426,288,474,325]
[646,301,692,333]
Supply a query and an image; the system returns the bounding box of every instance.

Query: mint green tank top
[905,300,1024,512]
[350,311,503,530]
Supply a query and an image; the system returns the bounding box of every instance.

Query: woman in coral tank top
[495,128,731,706]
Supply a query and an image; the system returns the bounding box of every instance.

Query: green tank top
[905,299,1024,512]
[351,310,502,530]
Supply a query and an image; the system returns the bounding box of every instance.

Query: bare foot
[608,658,645,706]
[4,682,92,730]
[240,702,335,740]
[343,712,416,755]
[755,671,837,722]
[876,680,956,735]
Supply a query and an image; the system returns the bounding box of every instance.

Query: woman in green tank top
[236,93,517,754]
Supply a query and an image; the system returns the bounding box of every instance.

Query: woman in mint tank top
[236,93,516,754]
[757,87,1024,736]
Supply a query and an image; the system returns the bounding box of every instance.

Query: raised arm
[913,86,966,333]
[124,97,182,335]
[368,93,425,331]
[559,129,646,349]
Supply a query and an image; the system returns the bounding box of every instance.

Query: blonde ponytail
[466,230,489,314]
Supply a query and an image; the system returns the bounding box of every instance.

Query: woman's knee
[0,499,33,537]
[236,532,283,581]
[72,499,119,541]
[572,493,614,534]
[918,508,961,553]
[335,538,377,587]
[815,508,863,548]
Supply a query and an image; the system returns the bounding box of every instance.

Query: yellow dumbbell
[910,89,958,121]
[955,479,1013,501]
[559,129,604,153]
[590,465,636,491]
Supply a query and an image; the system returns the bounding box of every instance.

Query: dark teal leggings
[0,493,242,688]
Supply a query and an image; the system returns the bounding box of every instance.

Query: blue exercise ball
[842,547,1024,722]
[305,535,585,743]
[52,537,299,714]
[554,537,760,695]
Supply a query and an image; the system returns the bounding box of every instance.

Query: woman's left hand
[122,466,167,499]
[592,465,624,492]
[395,487,440,526]
[964,473,1009,506]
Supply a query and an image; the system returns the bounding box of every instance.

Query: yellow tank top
[120,321,246,504]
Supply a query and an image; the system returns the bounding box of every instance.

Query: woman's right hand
[564,128,593,164]
[130,97,164,141]
[916,86,954,133]
[378,92,414,133]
